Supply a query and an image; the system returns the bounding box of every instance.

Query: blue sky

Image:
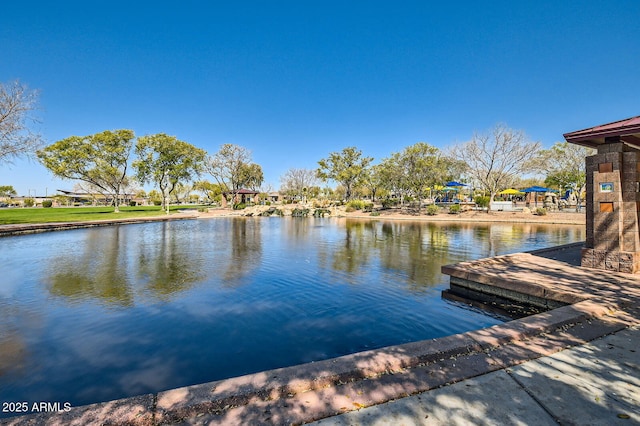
[1,1,639,196]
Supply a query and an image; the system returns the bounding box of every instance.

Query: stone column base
[581,248,640,273]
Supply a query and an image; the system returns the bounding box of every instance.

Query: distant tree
[0,185,17,198]
[0,80,44,164]
[510,177,545,190]
[360,164,384,202]
[378,143,457,208]
[399,142,450,210]
[317,147,373,201]
[38,129,135,212]
[450,124,540,211]
[280,168,318,203]
[207,144,263,208]
[148,189,162,204]
[193,180,223,203]
[133,133,206,213]
[379,151,408,204]
[239,163,264,190]
[171,182,193,203]
[535,141,594,201]
[52,194,70,206]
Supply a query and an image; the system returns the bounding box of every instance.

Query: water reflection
[220,218,262,286]
[39,218,584,305]
[44,222,212,306]
[318,219,585,293]
[46,226,134,306]
[136,222,206,300]
[0,217,584,415]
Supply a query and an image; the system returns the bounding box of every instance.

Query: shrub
[260,207,283,217]
[153,200,162,206]
[129,200,137,207]
[42,200,53,208]
[474,196,490,209]
[265,201,271,206]
[291,208,309,217]
[449,204,461,214]
[381,198,398,209]
[426,204,439,216]
[370,211,380,217]
[313,208,331,217]
[535,207,547,216]
[23,198,35,207]
[234,203,246,210]
[346,199,365,210]
[363,202,374,212]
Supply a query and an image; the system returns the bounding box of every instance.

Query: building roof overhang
[563,115,640,149]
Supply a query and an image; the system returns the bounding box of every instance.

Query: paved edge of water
[0,213,198,236]
[3,243,639,425]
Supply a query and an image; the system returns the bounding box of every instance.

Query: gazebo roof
[563,115,640,149]
[223,188,259,195]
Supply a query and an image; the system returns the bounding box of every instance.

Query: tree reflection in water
[0,217,584,415]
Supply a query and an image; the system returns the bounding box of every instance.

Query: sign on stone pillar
[579,140,640,272]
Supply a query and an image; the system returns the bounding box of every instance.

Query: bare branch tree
[279,168,318,203]
[207,144,263,208]
[450,124,541,211]
[0,80,44,164]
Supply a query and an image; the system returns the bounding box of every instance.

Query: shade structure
[445,181,467,187]
[522,186,553,193]
[499,188,524,195]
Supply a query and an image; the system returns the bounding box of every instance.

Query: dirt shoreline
[200,207,586,226]
[0,208,585,237]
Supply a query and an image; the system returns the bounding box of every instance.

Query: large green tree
[360,163,385,202]
[37,129,135,212]
[399,142,448,208]
[535,141,594,202]
[0,80,43,164]
[133,133,206,213]
[193,180,223,204]
[450,124,540,211]
[0,185,17,198]
[317,147,373,201]
[379,143,456,209]
[207,144,263,208]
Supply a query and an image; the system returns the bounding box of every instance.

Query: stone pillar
[581,138,640,273]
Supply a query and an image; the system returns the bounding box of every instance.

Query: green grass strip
[0,205,201,225]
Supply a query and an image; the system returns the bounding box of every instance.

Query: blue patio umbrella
[521,186,553,193]
[521,186,554,207]
[445,181,467,187]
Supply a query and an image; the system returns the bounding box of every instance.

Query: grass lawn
[0,205,202,225]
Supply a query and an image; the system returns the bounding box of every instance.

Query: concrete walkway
[308,325,640,425]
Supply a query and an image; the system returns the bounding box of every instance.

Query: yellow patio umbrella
[499,188,524,195]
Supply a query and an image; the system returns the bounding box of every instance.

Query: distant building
[55,189,136,206]
[221,188,260,207]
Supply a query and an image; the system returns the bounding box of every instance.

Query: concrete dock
[2,243,639,425]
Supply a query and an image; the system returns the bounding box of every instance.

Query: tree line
[37,131,264,213]
[1,80,593,212]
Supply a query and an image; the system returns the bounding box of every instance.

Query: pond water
[0,217,584,415]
